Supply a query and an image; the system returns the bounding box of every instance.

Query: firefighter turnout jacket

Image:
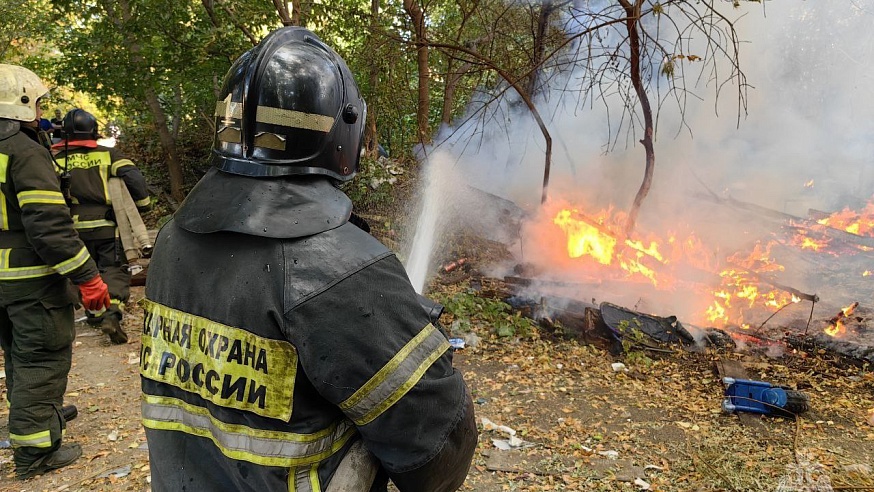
[53,142,149,240]
[142,169,477,492]
[0,121,98,284]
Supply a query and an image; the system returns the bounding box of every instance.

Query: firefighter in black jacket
[141,27,477,491]
[0,64,111,478]
[53,109,150,344]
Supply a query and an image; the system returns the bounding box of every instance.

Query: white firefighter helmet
[0,64,50,122]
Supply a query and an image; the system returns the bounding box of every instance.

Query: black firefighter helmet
[212,27,366,181]
[62,108,99,140]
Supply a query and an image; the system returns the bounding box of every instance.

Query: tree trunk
[619,0,655,236]
[144,86,186,201]
[528,0,554,97]
[429,41,552,202]
[364,0,381,157]
[403,0,430,145]
[105,0,186,202]
[272,0,293,25]
[440,60,470,125]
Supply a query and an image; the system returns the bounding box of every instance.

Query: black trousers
[0,275,77,463]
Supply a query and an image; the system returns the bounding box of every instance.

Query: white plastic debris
[463,332,481,348]
[491,437,535,451]
[98,465,131,479]
[634,478,651,490]
[611,362,628,372]
[492,438,513,451]
[108,430,119,441]
[481,417,516,436]
[597,450,620,459]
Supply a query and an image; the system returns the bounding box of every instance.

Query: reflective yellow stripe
[17,190,66,207]
[135,196,150,208]
[142,394,356,467]
[0,264,55,280]
[101,163,110,204]
[9,429,53,448]
[0,153,8,184]
[309,464,321,492]
[339,324,450,425]
[288,464,320,492]
[0,247,55,280]
[0,155,7,228]
[111,158,135,175]
[0,190,7,230]
[73,218,116,229]
[52,246,90,275]
[214,96,333,132]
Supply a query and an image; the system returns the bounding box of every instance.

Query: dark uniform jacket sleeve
[284,254,477,492]
[9,140,99,284]
[109,147,150,211]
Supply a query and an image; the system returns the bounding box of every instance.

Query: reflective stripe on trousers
[9,429,52,448]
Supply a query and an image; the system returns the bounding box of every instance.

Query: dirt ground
[2,284,874,491]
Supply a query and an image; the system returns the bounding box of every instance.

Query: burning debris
[491,193,874,366]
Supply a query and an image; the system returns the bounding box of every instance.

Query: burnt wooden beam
[785,333,874,368]
[695,193,874,249]
[724,265,819,303]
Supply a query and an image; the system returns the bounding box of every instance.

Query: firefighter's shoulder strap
[108,177,152,262]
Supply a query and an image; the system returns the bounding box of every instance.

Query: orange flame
[553,209,663,285]
[552,208,805,327]
[817,199,874,236]
[790,230,831,251]
[825,302,857,337]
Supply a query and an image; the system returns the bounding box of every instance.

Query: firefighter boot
[101,312,128,344]
[15,443,82,479]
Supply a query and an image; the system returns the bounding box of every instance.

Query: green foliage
[0,0,54,63]
[435,288,537,339]
[339,155,397,212]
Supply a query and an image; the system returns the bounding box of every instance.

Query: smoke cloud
[404,1,874,330]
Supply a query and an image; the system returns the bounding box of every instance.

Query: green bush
[435,288,537,339]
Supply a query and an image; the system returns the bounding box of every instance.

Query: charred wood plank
[785,333,874,368]
[696,193,874,249]
[723,265,819,303]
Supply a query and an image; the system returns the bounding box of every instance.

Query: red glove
[78,275,111,311]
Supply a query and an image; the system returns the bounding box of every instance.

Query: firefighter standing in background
[53,109,150,344]
[0,64,111,478]
[141,27,477,492]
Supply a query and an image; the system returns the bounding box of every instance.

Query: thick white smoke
[404,1,874,329]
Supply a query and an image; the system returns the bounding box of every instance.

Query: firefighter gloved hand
[78,275,111,311]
